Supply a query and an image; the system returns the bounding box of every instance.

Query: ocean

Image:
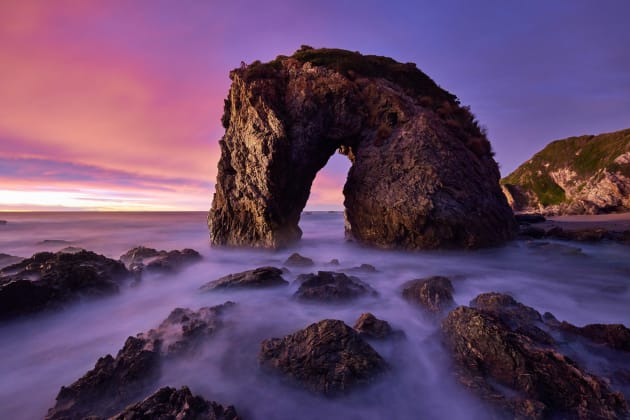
[0,211,629,419]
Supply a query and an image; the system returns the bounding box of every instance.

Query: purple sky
[1,0,629,210]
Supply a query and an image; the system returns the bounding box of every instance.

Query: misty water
[1,211,629,419]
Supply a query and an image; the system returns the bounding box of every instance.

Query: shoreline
[538,211,630,232]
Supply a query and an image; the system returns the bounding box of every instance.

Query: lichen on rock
[209,47,516,250]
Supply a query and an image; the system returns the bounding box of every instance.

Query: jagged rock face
[210,47,516,249]
[258,319,388,396]
[353,313,395,339]
[109,386,239,420]
[294,271,377,302]
[46,303,234,419]
[401,276,455,314]
[441,297,629,419]
[200,266,287,291]
[502,128,630,215]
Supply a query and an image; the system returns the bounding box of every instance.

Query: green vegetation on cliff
[233,46,489,154]
[502,128,630,208]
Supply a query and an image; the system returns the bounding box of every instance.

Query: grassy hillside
[502,128,630,207]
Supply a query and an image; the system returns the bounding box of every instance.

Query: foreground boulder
[109,386,239,420]
[46,302,234,419]
[402,276,454,314]
[259,319,388,396]
[441,295,629,419]
[210,46,516,249]
[294,271,377,302]
[0,250,129,320]
[200,266,287,291]
[120,246,202,276]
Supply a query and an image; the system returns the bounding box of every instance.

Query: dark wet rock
[0,250,129,320]
[294,271,377,302]
[470,292,542,326]
[120,246,161,266]
[515,213,546,224]
[200,266,287,291]
[259,319,388,396]
[401,276,454,314]
[555,322,630,353]
[442,304,629,419]
[344,263,378,273]
[120,246,202,276]
[518,225,547,239]
[326,258,340,266]
[284,252,314,267]
[46,302,234,419]
[546,226,609,242]
[109,386,239,420]
[470,292,554,345]
[525,241,584,256]
[209,47,516,250]
[46,336,161,420]
[0,220,7,225]
[353,313,396,339]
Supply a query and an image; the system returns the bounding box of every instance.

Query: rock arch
[210,48,516,249]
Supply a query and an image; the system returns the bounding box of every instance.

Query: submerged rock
[120,246,202,278]
[0,250,129,320]
[344,263,378,273]
[46,302,234,419]
[201,266,287,291]
[441,296,629,419]
[109,386,239,420]
[283,252,314,267]
[259,319,388,396]
[294,271,377,302]
[353,313,396,339]
[401,276,454,314]
[209,47,516,250]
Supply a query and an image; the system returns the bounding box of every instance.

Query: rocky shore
[4,247,620,419]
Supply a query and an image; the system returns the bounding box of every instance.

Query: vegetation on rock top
[502,128,630,209]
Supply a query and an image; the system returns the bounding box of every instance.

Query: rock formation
[200,266,287,291]
[258,319,388,396]
[0,250,129,320]
[401,275,455,314]
[120,246,202,277]
[294,271,377,302]
[46,302,234,419]
[502,128,630,215]
[210,46,516,249]
[353,312,397,339]
[109,386,239,420]
[441,293,629,419]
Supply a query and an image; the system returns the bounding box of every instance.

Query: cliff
[210,46,516,249]
[502,128,630,215]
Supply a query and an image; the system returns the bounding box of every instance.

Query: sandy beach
[537,212,630,232]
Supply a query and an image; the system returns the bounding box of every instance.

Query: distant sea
[1,211,629,419]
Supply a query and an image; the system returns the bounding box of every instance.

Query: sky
[1,0,629,211]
